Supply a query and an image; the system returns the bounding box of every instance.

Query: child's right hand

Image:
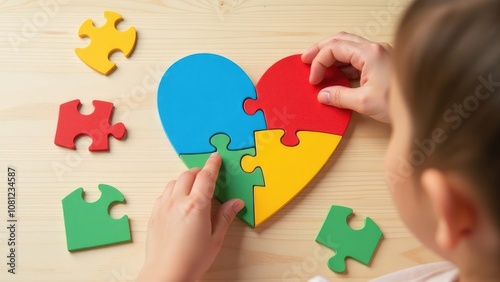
[137,153,244,282]
[301,32,393,123]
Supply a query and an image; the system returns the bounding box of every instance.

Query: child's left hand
[137,153,245,282]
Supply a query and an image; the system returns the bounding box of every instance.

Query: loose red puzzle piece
[244,54,352,146]
[54,99,126,151]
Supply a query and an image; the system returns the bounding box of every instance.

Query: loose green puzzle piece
[316,205,382,273]
[62,184,131,251]
[180,134,264,228]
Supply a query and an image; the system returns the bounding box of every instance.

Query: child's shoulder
[370,261,458,282]
[309,261,458,282]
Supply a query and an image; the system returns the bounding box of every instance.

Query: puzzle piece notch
[62,184,131,251]
[180,133,264,227]
[157,53,266,155]
[241,129,342,226]
[244,54,352,147]
[75,11,137,75]
[54,99,126,151]
[316,205,382,273]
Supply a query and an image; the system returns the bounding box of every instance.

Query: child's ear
[421,169,475,251]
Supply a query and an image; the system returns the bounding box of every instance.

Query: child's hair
[394,0,500,228]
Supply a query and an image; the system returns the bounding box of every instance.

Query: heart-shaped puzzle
[157,53,351,227]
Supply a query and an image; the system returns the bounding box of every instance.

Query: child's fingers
[211,199,244,247]
[317,32,371,49]
[151,195,162,215]
[161,180,177,202]
[160,180,177,206]
[301,43,321,64]
[318,85,370,114]
[190,153,222,204]
[310,40,366,85]
[172,168,200,197]
[302,32,370,64]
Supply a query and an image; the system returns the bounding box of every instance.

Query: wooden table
[0,1,441,281]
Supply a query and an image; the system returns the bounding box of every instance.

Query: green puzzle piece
[62,184,131,251]
[180,134,264,228]
[316,205,382,273]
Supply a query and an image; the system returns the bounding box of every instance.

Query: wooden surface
[0,0,442,281]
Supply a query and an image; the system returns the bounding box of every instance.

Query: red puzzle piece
[54,99,126,151]
[244,54,352,146]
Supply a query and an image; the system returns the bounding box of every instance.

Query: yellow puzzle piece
[241,129,342,227]
[75,11,137,75]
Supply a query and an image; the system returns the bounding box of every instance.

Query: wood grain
[0,0,442,281]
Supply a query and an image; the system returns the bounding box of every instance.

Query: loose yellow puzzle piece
[75,11,137,75]
[241,129,342,227]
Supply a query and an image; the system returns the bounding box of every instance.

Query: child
[137,0,500,280]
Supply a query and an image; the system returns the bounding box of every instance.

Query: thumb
[212,199,244,244]
[318,86,367,114]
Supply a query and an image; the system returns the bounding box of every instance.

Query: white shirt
[309,261,458,282]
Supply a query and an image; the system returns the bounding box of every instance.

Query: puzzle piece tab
[241,129,342,226]
[316,205,382,273]
[244,54,352,146]
[75,11,137,75]
[180,134,264,227]
[62,184,131,251]
[54,99,126,151]
[157,53,266,155]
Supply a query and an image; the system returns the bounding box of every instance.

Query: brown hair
[394,0,500,227]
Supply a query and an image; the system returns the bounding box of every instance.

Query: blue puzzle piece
[157,53,266,155]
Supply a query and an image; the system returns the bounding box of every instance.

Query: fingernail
[210,152,219,158]
[233,200,245,212]
[318,91,331,104]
